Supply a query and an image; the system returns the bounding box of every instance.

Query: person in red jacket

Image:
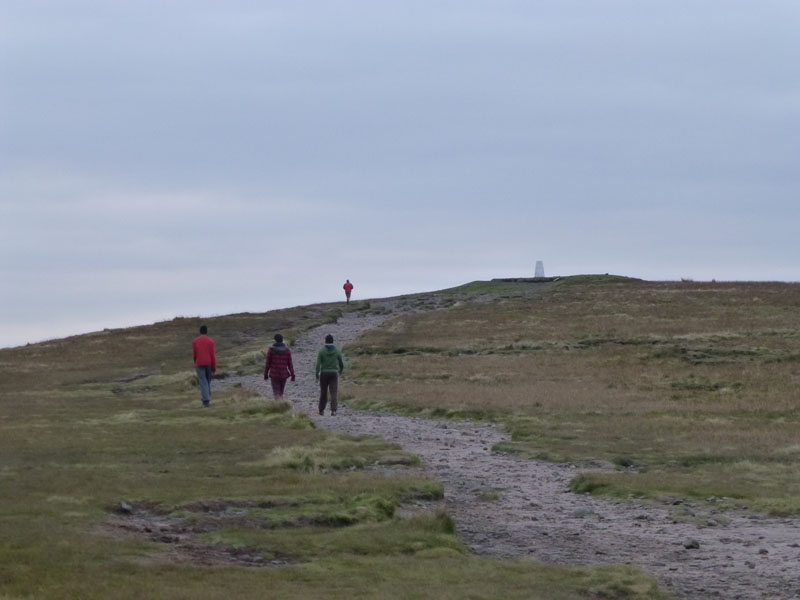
[343,279,354,304]
[264,333,295,400]
[192,325,217,407]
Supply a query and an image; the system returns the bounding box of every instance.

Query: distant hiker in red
[264,333,295,400]
[192,325,216,407]
[343,279,354,303]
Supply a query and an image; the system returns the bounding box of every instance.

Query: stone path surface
[220,308,800,600]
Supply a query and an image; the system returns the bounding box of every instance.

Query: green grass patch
[203,510,461,559]
[254,435,421,472]
[553,274,642,286]
[569,460,800,517]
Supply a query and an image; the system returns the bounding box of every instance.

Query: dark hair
[200,325,208,334]
[325,334,334,344]
[274,333,283,343]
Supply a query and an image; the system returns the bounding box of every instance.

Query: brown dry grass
[347,278,800,514]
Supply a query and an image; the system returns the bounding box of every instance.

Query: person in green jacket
[315,334,344,416]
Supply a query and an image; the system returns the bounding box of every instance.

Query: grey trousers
[319,372,338,413]
[196,366,213,405]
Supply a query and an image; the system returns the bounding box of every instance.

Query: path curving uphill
[221,307,800,600]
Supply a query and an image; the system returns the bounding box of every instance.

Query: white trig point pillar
[535,261,545,278]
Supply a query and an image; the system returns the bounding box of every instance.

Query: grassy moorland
[0,300,666,599]
[347,276,800,516]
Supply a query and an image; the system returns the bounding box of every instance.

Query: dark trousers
[319,372,339,413]
[270,377,288,399]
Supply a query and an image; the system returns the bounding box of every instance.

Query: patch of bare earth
[102,502,294,567]
[219,306,800,599]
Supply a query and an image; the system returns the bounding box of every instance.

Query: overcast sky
[2,1,799,348]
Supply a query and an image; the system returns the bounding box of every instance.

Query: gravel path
[220,308,800,600]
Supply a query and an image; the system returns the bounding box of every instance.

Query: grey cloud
[2,0,799,346]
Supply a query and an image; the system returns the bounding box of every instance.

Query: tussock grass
[347,278,800,514]
[257,435,420,472]
[203,510,459,557]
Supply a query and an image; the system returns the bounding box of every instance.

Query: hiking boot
[318,410,324,416]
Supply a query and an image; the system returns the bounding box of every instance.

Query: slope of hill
[4,276,800,598]
[0,281,668,600]
[350,277,800,516]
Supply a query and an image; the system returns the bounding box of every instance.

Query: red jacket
[193,335,217,371]
[343,281,353,292]
[264,344,295,380]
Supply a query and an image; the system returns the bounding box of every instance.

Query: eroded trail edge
[222,309,800,600]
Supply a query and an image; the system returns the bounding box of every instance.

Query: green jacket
[315,344,344,376]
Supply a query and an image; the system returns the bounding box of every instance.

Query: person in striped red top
[264,334,295,400]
